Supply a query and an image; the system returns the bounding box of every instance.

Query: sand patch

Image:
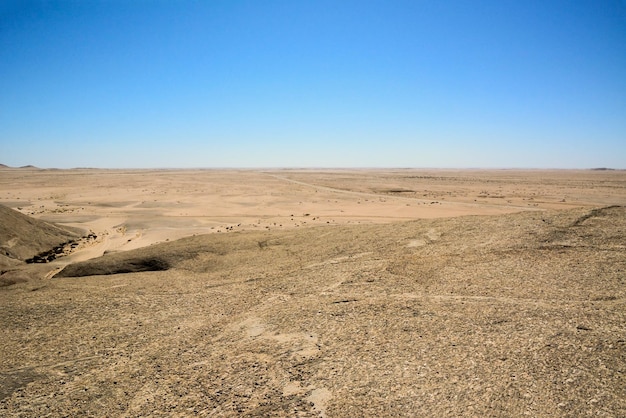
[407,239,426,247]
[308,387,332,417]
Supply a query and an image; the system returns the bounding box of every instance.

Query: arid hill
[1,205,624,416]
[0,204,80,266]
[0,204,82,287]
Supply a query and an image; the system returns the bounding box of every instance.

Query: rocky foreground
[1,206,625,416]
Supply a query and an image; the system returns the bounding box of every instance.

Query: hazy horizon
[0,162,626,171]
[1,1,625,169]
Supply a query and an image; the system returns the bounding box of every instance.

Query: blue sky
[1,0,625,168]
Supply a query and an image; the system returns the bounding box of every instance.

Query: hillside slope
[0,205,80,267]
[2,206,625,416]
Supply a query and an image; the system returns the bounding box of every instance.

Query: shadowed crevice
[54,257,170,278]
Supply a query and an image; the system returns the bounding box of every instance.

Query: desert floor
[1,168,625,416]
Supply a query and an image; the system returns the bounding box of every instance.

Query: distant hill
[0,205,80,267]
[0,164,41,169]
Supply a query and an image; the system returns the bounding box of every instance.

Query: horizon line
[0,164,623,171]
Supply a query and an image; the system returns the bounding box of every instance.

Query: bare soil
[1,168,625,417]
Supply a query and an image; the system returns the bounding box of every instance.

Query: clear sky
[1,0,625,169]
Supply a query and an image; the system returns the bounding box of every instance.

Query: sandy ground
[1,168,625,417]
[1,168,624,256]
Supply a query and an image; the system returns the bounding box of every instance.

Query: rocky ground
[1,202,625,416]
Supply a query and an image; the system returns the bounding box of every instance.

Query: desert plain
[0,167,625,417]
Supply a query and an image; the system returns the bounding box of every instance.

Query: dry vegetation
[1,168,625,417]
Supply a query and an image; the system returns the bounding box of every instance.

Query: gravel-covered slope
[1,206,625,417]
